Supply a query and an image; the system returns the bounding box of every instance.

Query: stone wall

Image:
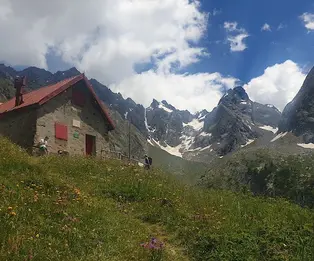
[0,108,37,153]
[36,81,111,155]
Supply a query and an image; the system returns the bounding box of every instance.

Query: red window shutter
[55,123,68,140]
[72,90,86,107]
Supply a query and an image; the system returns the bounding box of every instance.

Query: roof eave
[82,75,115,131]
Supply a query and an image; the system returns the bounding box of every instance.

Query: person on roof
[38,136,49,155]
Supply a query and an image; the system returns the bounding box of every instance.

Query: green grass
[0,137,314,260]
[148,144,208,184]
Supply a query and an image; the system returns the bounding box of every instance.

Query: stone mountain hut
[0,74,115,156]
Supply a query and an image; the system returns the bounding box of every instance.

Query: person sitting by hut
[38,136,49,155]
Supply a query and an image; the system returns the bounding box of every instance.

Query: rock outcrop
[278,67,314,143]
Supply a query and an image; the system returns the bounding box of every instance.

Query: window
[55,122,68,140]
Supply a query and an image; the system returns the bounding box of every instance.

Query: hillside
[0,77,14,102]
[0,137,314,261]
[200,147,314,208]
[147,144,208,184]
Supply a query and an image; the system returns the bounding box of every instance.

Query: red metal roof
[0,74,115,130]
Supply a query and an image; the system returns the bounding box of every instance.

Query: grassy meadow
[0,137,314,260]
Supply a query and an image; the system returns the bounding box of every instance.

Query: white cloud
[244,60,306,111]
[0,0,208,80]
[111,71,238,113]
[212,8,221,16]
[224,22,244,33]
[277,23,286,30]
[224,21,249,52]
[227,34,249,52]
[300,12,314,30]
[261,23,271,32]
[0,0,242,113]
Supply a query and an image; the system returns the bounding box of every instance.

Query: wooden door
[85,134,96,156]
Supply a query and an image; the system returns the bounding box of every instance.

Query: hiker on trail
[148,156,152,167]
[38,136,49,155]
[144,155,150,169]
[144,155,153,170]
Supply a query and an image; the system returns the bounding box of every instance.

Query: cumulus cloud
[224,22,249,52]
[300,12,314,30]
[0,0,208,78]
[261,23,271,32]
[244,60,306,111]
[111,71,238,113]
[0,0,241,112]
[224,22,244,33]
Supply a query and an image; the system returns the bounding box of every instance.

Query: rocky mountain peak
[144,85,282,160]
[278,66,314,142]
[161,100,176,111]
[195,109,209,120]
[219,86,249,106]
[148,99,175,114]
[67,67,80,74]
[150,99,160,109]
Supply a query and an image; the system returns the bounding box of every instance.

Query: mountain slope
[279,66,314,143]
[90,78,148,137]
[0,77,14,102]
[0,64,82,92]
[1,137,314,261]
[147,143,208,184]
[145,86,281,161]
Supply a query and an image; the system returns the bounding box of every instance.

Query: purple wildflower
[140,237,165,250]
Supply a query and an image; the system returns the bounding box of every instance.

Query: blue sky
[185,0,314,82]
[0,0,313,112]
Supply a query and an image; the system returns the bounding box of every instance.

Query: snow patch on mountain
[144,108,149,131]
[241,139,255,148]
[199,132,212,137]
[297,143,314,149]
[183,119,203,131]
[259,125,278,134]
[157,142,182,158]
[147,139,154,146]
[200,144,212,151]
[180,135,195,151]
[271,132,288,142]
[158,103,173,113]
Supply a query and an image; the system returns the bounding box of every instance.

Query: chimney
[14,76,26,106]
